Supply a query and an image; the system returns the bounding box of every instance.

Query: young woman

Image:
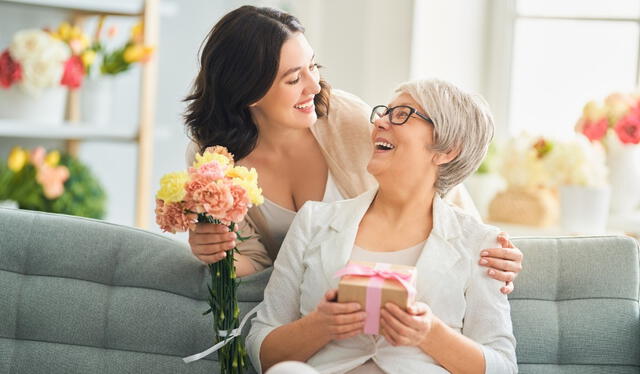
[183,6,522,293]
[248,79,516,374]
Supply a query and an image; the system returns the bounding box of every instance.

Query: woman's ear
[433,148,460,166]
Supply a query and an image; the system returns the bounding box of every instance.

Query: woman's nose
[304,73,321,95]
[374,115,391,130]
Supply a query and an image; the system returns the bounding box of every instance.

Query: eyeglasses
[369,105,433,126]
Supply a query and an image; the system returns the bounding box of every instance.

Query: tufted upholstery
[510,236,640,374]
[0,208,266,374]
[1,208,639,373]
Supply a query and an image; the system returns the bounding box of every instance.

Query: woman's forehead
[278,33,314,74]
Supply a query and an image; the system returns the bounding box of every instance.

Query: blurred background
[1,0,639,240]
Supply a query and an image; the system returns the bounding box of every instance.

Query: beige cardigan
[187,89,480,272]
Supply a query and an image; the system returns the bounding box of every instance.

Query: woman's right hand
[188,222,237,263]
[308,289,367,342]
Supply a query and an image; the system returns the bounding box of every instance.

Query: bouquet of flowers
[155,146,263,374]
[576,92,640,145]
[0,22,92,93]
[2,146,106,218]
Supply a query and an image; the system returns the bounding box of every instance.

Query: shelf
[0,120,138,141]
[0,0,144,15]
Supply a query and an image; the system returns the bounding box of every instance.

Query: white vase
[606,136,640,214]
[81,76,113,127]
[464,173,506,220]
[0,86,67,125]
[559,185,610,234]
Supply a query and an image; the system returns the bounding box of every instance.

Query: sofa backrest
[510,236,640,374]
[0,208,265,374]
[2,208,639,373]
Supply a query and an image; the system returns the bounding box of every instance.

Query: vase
[0,86,67,126]
[606,136,640,215]
[488,187,559,227]
[81,76,113,127]
[0,200,19,209]
[559,185,610,234]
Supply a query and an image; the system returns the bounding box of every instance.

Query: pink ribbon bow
[334,263,416,334]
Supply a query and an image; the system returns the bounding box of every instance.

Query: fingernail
[488,269,495,275]
[481,251,488,256]
[479,259,488,265]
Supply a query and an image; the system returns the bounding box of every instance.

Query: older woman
[246,79,517,373]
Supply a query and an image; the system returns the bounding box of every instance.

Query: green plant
[5,151,106,218]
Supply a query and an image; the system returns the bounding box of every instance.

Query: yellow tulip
[57,22,72,41]
[45,150,61,167]
[7,146,28,172]
[131,22,144,44]
[123,44,154,63]
[81,50,96,67]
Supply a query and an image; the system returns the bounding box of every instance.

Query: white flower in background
[8,29,70,95]
[544,135,608,188]
[500,136,552,189]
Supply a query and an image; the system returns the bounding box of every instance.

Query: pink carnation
[0,49,22,88]
[187,180,233,219]
[223,183,250,224]
[155,199,197,234]
[61,56,84,89]
[190,161,224,180]
[615,106,640,145]
[581,118,608,142]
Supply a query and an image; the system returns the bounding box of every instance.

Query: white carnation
[543,135,608,187]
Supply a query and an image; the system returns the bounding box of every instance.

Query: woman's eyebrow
[281,54,316,78]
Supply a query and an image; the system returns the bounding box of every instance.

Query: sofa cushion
[510,236,640,374]
[0,208,267,374]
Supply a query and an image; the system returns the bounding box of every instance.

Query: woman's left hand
[379,302,435,347]
[479,232,523,295]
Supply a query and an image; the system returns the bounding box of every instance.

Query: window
[491,0,640,138]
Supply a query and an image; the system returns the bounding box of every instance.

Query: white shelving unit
[0,0,159,228]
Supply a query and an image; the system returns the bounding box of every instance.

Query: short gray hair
[395,79,494,196]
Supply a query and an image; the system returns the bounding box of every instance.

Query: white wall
[0,0,489,238]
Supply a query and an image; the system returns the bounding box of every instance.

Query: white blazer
[247,189,517,374]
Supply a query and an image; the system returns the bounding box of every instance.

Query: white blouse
[247,189,517,374]
[257,172,344,251]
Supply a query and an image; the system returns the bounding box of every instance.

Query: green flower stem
[199,214,247,374]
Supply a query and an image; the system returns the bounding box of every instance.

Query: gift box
[335,261,417,335]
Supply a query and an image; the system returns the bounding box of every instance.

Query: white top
[247,189,517,374]
[346,241,425,374]
[257,172,344,251]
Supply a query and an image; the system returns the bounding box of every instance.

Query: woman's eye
[287,77,300,85]
[310,63,318,71]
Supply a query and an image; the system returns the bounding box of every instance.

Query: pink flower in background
[0,49,22,88]
[60,55,84,89]
[581,118,609,142]
[30,147,46,167]
[36,164,70,199]
[615,106,640,144]
[224,183,249,223]
[155,199,197,234]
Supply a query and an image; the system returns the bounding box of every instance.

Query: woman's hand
[308,289,367,342]
[380,302,436,347]
[479,232,523,294]
[188,222,237,263]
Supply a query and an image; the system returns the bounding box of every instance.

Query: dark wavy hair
[183,6,331,160]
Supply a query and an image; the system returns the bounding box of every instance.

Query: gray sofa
[1,208,638,373]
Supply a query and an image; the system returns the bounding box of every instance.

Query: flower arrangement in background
[576,92,640,145]
[155,146,262,374]
[0,19,153,93]
[499,135,555,190]
[86,18,154,77]
[1,146,106,218]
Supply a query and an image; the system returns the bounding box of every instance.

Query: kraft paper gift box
[335,261,417,335]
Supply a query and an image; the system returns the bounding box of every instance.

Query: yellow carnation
[193,151,231,169]
[44,150,60,167]
[7,146,28,172]
[156,171,189,203]
[227,166,263,205]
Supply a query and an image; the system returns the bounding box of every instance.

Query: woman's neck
[371,179,437,228]
[253,125,314,157]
